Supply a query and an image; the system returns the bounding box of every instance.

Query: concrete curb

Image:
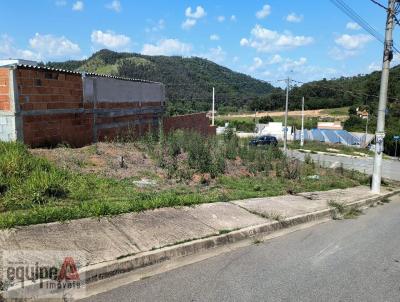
[2,189,399,299]
[296,149,366,159]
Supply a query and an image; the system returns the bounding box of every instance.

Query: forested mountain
[46,49,281,115]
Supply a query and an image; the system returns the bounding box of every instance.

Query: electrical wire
[329,0,400,54]
[291,79,400,102]
[369,0,388,10]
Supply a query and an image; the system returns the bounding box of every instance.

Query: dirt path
[223,109,347,119]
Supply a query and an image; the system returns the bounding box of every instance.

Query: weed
[328,201,346,214]
[381,197,391,203]
[343,207,363,219]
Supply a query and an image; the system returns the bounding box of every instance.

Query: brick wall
[0,65,216,147]
[163,113,216,136]
[0,69,10,111]
[0,66,166,147]
[14,68,92,147]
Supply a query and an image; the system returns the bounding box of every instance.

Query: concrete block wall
[0,65,215,147]
[163,113,216,136]
[0,69,10,111]
[15,68,92,147]
[0,65,166,147]
[83,76,165,142]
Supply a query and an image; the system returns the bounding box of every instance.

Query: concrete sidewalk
[1,185,398,299]
[0,186,395,266]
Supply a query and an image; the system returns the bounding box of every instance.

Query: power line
[291,79,400,102]
[329,0,400,54]
[369,0,388,10]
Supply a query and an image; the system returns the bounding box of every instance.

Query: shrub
[258,116,274,124]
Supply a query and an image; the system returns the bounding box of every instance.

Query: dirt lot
[224,109,348,120]
[31,142,166,181]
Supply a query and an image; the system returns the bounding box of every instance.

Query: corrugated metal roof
[14,64,162,85]
[16,64,82,75]
[84,72,161,84]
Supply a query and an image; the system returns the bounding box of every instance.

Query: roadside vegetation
[0,132,369,229]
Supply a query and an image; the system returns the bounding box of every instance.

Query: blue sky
[0,0,395,84]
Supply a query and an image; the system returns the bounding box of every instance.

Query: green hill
[46,49,281,115]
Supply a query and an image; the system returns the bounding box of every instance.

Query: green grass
[321,107,350,116]
[0,141,368,229]
[328,201,363,219]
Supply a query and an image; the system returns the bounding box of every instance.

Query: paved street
[290,150,400,181]
[82,195,400,302]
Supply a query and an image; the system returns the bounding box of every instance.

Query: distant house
[317,121,343,130]
[0,59,38,67]
[356,108,369,119]
[256,122,293,140]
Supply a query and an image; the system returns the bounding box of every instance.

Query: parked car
[249,136,278,147]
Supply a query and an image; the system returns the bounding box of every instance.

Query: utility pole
[283,77,290,152]
[212,87,215,126]
[372,0,396,193]
[300,96,305,147]
[364,113,369,147]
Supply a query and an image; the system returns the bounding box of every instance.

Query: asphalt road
[82,195,400,302]
[289,150,400,181]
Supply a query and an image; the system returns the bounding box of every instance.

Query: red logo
[58,257,80,281]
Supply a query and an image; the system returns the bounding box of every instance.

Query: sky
[0,0,397,85]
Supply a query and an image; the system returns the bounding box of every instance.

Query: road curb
[296,149,365,159]
[2,189,399,299]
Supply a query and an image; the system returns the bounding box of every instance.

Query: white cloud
[185,6,206,19]
[72,1,83,11]
[0,35,40,61]
[241,24,314,52]
[280,57,307,72]
[142,39,192,56]
[29,33,81,58]
[217,16,225,22]
[268,54,283,64]
[91,30,130,50]
[256,4,271,19]
[55,0,67,6]
[182,19,197,30]
[210,34,220,41]
[240,38,249,46]
[249,57,263,71]
[231,15,237,22]
[286,13,303,23]
[368,62,381,72]
[146,19,165,33]
[200,46,226,63]
[346,22,361,30]
[182,6,206,30]
[233,56,239,63]
[0,33,81,61]
[329,47,358,60]
[335,34,372,50]
[106,0,121,12]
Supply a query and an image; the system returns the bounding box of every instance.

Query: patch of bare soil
[30,142,166,180]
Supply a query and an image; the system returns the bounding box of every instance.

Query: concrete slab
[183,202,269,231]
[232,195,327,218]
[107,208,218,252]
[0,218,141,265]
[297,186,378,204]
[0,185,389,274]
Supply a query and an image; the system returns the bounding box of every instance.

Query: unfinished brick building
[0,64,166,147]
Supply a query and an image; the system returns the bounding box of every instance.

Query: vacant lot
[0,131,369,229]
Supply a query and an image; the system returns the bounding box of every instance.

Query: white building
[256,122,294,141]
[0,59,38,67]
